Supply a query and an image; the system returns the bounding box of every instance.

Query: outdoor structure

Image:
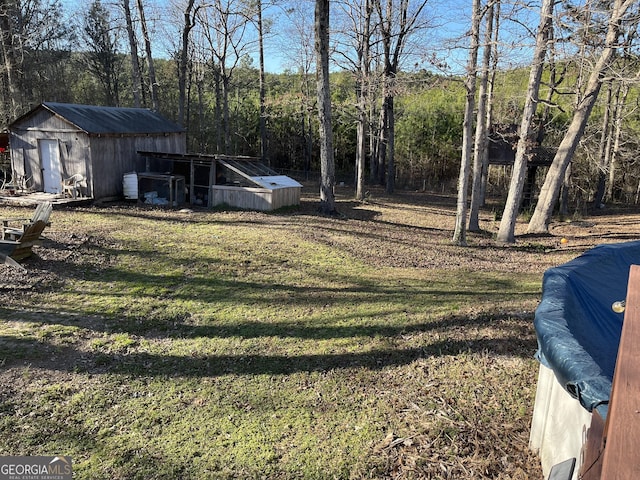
[137,151,303,211]
[7,103,185,200]
[487,123,555,208]
[530,241,640,479]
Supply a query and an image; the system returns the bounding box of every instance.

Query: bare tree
[255,0,268,163]
[198,0,253,153]
[0,0,21,123]
[527,0,637,234]
[605,80,630,202]
[335,0,374,200]
[122,0,142,107]
[355,0,373,201]
[452,0,481,246]
[595,17,639,207]
[315,0,336,213]
[593,79,615,208]
[478,0,500,205]
[81,0,123,106]
[177,0,200,127]
[496,0,553,243]
[1,0,72,122]
[468,0,495,232]
[136,0,159,110]
[374,0,431,193]
[281,0,317,179]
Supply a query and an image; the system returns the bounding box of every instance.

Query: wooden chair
[13,220,49,260]
[1,202,52,261]
[0,202,53,266]
[0,202,53,270]
[1,201,53,241]
[0,220,48,261]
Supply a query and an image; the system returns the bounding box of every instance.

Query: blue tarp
[534,241,640,418]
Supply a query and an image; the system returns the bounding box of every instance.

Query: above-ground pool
[534,240,640,418]
[530,240,640,478]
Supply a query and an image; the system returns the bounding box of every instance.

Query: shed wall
[210,185,300,211]
[271,187,301,209]
[89,133,185,199]
[9,108,186,200]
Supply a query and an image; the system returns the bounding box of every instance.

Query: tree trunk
[452,0,481,246]
[527,0,635,234]
[0,0,20,123]
[122,0,142,108]
[386,94,395,194]
[559,162,571,216]
[479,0,500,205]
[178,0,197,127]
[305,109,313,180]
[257,0,268,165]
[469,1,495,232]
[213,65,223,153]
[315,0,336,213]
[376,96,388,186]
[355,0,372,201]
[496,0,553,243]
[136,0,159,110]
[606,82,628,203]
[593,81,615,209]
[369,94,378,184]
[375,0,427,193]
[355,99,367,200]
[222,68,231,154]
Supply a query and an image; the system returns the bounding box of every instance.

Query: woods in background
[2,0,640,234]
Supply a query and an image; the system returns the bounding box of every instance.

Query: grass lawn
[1,188,611,479]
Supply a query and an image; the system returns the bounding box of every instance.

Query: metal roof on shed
[11,102,184,135]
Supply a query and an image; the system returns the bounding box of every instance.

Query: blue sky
[61,0,541,75]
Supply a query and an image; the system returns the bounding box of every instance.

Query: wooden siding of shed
[9,116,89,194]
[89,133,185,199]
[210,185,300,211]
[271,187,301,209]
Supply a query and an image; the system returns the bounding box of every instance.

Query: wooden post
[189,159,195,205]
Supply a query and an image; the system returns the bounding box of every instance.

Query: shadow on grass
[31,237,533,302]
[0,331,536,378]
[0,303,538,379]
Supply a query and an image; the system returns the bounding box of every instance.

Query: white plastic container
[123,172,138,200]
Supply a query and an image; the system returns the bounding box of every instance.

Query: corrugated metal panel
[14,103,184,135]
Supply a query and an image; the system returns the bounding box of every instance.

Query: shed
[8,102,185,200]
[138,151,303,211]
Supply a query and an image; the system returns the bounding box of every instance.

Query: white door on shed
[39,139,62,193]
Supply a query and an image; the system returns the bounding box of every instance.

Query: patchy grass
[2,188,622,479]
